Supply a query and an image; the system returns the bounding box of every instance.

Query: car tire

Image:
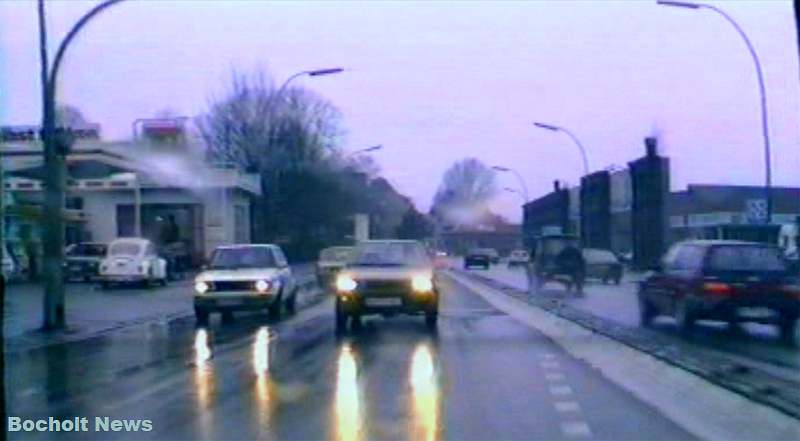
[350,314,363,332]
[285,290,297,315]
[779,316,799,347]
[195,307,209,325]
[425,313,438,330]
[675,298,696,335]
[268,297,282,320]
[638,295,656,327]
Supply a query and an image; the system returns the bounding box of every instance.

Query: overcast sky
[2,1,798,221]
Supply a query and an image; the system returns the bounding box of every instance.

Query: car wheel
[675,298,696,335]
[285,290,298,315]
[638,295,656,327]
[195,307,209,325]
[778,316,799,347]
[425,313,438,330]
[350,314,363,332]
[268,296,282,320]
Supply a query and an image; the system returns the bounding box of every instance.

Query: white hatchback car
[99,238,168,288]
[193,244,298,324]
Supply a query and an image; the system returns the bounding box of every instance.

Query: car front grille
[359,279,409,294]
[211,281,255,291]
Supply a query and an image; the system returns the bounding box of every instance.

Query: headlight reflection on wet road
[410,344,441,441]
[193,328,216,439]
[334,344,363,441]
[253,326,275,433]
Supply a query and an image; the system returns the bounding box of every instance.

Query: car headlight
[255,279,271,294]
[195,281,209,294]
[412,275,433,292]
[336,274,358,292]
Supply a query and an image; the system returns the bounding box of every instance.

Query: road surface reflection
[252,326,275,431]
[334,344,363,441]
[409,343,441,441]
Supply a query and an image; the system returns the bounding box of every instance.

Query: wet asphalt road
[7,274,695,440]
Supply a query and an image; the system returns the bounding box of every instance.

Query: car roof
[111,237,151,245]
[215,244,278,250]
[679,240,771,247]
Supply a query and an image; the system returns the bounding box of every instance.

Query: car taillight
[781,285,800,299]
[703,282,733,296]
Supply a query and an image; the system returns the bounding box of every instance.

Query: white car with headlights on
[98,238,167,288]
[193,244,297,324]
[334,240,439,333]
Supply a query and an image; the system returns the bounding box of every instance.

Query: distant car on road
[582,248,623,284]
[99,238,168,289]
[193,244,298,324]
[316,246,354,289]
[507,249,530,267]
[334,240,438,332]
[464,248,493,270]
[64,242,107,282]
[637,240,800,346]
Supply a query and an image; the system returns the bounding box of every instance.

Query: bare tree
[431,158,498,228]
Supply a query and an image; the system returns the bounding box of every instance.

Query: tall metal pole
[658,0,772,223]
[39,0,125,330]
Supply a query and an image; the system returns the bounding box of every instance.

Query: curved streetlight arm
[504,187,526,204]
[658,0,772,222]
[493,166,529,202]
[533,122,589,176]
[559,127,590,176]
[47,0,125,107]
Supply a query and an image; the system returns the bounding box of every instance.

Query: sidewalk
[4,280,195,352]
[4,263,319,352]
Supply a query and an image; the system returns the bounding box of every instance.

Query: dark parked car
[64,242,107,282]
[334,240,439,332]
[583,248,623,284]
[637,240,800,345]
[464,248,493,270]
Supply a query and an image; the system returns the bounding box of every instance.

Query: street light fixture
[492,165,529,202]
[503,187,526,204]
[347,144,383,158]
[657,0,772,223]
[533,122,590,176]
[277,67,345,96]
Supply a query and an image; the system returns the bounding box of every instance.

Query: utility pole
[38,0,125,330]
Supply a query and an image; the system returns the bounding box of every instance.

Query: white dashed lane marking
[554,401,581,413]
[548,385,573,396]
[545,372,565,382]
[561,421,593,437]
[540,360,560,369]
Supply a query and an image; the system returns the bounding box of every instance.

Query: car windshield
[709,246,787,272]
[209,247,276,269]
[109,242,141,257]
[320,247,353,262]
[67,244,107,257]
[350,242,429,267]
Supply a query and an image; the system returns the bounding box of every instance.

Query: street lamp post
[37,0,125,330]
[657,0,772,223]
[533,122,590,176]
[492,166,529,202]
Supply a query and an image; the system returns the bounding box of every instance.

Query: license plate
[216,299,241,306]
[737,307,773,319]
[365,298,402,307]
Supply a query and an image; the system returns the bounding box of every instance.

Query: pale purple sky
[2,1,799,221]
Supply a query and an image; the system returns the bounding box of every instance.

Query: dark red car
[637,240,800,346]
